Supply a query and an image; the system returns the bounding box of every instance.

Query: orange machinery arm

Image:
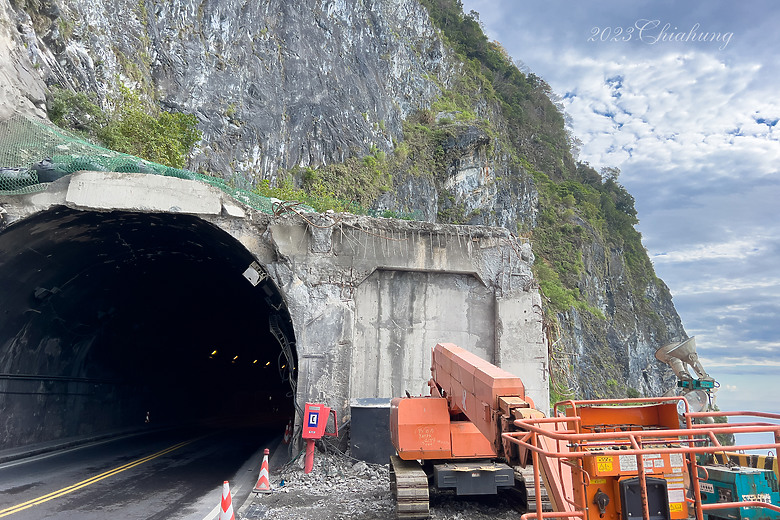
[429,342,538,457]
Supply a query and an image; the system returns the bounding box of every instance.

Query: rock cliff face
[560,221,683,398]
[0,0,48,119]
[0,0,684,400]
[4,0,454,183]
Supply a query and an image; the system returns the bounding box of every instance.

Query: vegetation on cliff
[417,1,662,318]
[419,0,574,179]
[48,85,200,169]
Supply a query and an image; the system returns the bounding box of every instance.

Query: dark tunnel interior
[0,206,296,449]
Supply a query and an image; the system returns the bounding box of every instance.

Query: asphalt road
[0,425,277,519]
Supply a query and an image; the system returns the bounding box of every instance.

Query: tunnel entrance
[0,206,297,450]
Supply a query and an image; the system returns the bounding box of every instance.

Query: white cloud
[704,339,780,352]
[702,357,780,368]
[692,334,780,365]
[652,238,763,264]
[555,52,780,178]
[672,277,780,296]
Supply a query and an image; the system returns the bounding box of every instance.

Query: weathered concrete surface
[0,172,548,432]
[496,291,548,407]
[352,270,496,399]
[65,170,225,214]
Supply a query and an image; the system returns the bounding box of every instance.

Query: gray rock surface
[0,0,48,120]
[2,0,455,183]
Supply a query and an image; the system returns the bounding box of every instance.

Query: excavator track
[390,455,430,519]
[517,467,552,513]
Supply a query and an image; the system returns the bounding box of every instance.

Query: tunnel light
[253,359,258,364]
[211,350,218,356]
[265,361,271,366]
[281,364,286,369]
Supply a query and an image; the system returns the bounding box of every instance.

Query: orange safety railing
[502,397,780,520]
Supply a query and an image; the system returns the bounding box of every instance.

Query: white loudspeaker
[683,389,710,413]
[655,337,713,382]
[663,386,711,417]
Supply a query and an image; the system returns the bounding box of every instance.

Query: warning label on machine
[742,493,772,504]
[619,455,638,471]
[699,482,715,494]
[665,474,686,489]
[669,453,684,467]
[596,456,613,473]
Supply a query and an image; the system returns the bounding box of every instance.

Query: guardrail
[502,397,780,520]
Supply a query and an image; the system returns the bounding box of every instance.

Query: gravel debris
[239,447,524,520]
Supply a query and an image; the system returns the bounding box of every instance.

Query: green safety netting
[0,114,428,220]
[0,114,285,214]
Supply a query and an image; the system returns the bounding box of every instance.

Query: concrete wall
[264,214,549,421]
[352,270,495,399]
[0,172,550,429]
[496,291,549,409]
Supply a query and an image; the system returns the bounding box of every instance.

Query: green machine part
[699,465,780,520]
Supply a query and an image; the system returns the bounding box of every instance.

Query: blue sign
[308,411,319,428]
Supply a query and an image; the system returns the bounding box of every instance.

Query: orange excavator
[389,342,780,520]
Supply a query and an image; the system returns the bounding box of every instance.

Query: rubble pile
[239,447,523,520]
[240,448,394,520]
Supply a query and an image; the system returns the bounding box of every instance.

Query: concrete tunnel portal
[0,206,297,450]
[0,171,549,458]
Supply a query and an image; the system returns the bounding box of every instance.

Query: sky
[460,0,780,417]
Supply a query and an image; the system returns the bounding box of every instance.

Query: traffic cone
[253,448,272,494]
[283,419,292,444]
[219,481,235,520]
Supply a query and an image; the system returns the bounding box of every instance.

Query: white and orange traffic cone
[219,481,235,520]
[283,419,292,444]
[253,448,272,494]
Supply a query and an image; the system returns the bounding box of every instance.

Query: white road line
[0,435,137,470]
[201,502,221,520]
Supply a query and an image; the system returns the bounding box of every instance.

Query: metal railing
[502,397,780,520]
